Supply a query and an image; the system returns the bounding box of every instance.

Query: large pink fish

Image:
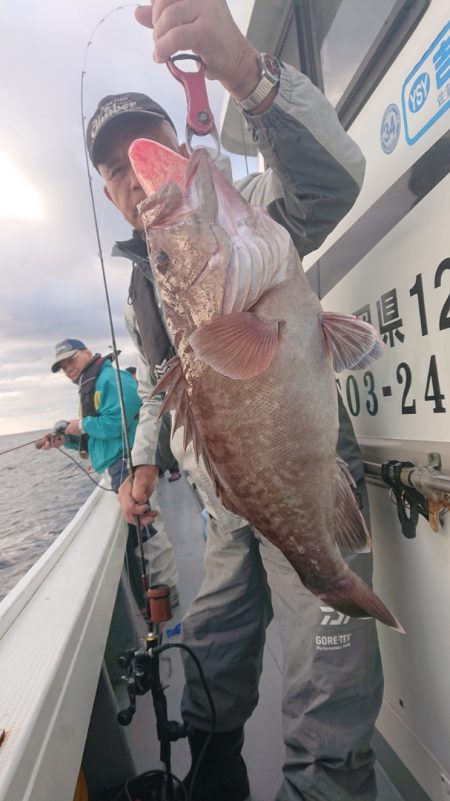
[130,139,402,631]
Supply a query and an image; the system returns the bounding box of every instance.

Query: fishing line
[0,434,113,489]
[80,7,137,477]
[0,438,42,456]
[239,110,250,176]
[55,446,115,490]
[1,431,115,489]
[80,5,155,601]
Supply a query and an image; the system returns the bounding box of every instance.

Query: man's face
[59,350,92,382]
[98,119,181,230]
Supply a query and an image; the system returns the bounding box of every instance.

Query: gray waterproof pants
[181,481,383,801]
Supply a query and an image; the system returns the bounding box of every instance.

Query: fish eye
[155,250,170,274]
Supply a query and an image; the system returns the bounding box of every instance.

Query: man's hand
[65,419,82,436]
[118,464,159,526]
[39,432,65,450]
[135,0,260,99]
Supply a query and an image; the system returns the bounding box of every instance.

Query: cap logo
[55,340,73,356]
[90,97,142,141]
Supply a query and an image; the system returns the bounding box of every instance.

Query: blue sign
[380,104,401,153]
[402,21,450,144]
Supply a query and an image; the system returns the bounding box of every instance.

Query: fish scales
[130,139,402,631]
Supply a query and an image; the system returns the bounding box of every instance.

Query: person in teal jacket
[44,338,140,478]
[42,338,179,609]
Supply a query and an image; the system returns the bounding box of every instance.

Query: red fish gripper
[167,54,220,156]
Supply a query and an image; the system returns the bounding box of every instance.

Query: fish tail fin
[320,311,385,372]
[320,571,405,632]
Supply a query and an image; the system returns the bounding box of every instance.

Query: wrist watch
[235,53,281,112]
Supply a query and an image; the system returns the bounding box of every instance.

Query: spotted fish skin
[129,139,401,632]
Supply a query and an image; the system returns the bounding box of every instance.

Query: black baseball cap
[86,92,177,168]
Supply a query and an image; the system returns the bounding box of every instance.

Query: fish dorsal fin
[189,312,282,379]
[320,311,385,372]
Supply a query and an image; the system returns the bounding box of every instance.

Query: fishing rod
[0,438,43,456]
[80,9,219,800]
[0,420,114,490]
[5,432,151,501]
[34,419,74,450]
[79,6,219,625]
[80,10,189,800]
[0,420,74,456]
[80,4,154,628]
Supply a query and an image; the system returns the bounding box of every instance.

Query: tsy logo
[408,72,430,113]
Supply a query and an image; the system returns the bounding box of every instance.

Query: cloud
[0,1,256,434]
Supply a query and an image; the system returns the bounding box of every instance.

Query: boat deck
[103,473,410,801]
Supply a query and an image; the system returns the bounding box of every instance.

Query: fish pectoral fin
[189,312,282,380]
[334,458,372,553]
[320,311,385,372]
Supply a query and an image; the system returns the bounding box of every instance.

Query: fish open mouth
[129,139,188,195]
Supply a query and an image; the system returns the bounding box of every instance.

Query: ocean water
[0,430,94,601]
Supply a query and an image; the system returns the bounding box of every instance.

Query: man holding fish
[86,1,388,799]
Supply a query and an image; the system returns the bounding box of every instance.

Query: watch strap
[235,53,280,112]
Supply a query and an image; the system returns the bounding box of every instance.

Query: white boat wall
[0,474,210,801]
[0,488,128,801]
[221,2,450,800]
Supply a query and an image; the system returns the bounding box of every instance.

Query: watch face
[261,53,281,82]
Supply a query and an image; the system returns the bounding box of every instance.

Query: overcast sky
[0,1,255,436]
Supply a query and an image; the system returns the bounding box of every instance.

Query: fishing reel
[54,419,70,435]
[35,420,69,449]
[117,634,186,746]
[117,585,186,745]
[35,420,89,458]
